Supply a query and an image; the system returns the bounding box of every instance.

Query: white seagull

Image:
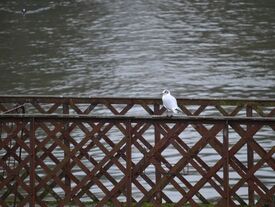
[162,89,183,116]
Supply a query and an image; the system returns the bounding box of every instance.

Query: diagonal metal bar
[96,123,188,207]
[137,123,224,206]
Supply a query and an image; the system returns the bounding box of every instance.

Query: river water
[0,0,275,98]
[0,0,275,204]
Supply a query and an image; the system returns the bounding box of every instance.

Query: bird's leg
[167,111,173,117]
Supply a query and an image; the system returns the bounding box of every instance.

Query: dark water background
[0,0,275,98]
[0,0,275,203]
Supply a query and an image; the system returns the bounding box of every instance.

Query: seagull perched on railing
[162,89,183,116]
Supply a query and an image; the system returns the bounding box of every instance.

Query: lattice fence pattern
[0,96,275,117]
[0,96,274,206]
[0,115,274,207]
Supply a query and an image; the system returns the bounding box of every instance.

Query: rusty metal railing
[0,96,274,206]
[0,95,274,117]
[0,103,25,207]
[0,114,274,207]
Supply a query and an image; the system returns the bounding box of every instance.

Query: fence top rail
[0,95,274,106]
[0,114,274,124]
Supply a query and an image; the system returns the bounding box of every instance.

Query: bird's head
[162,89,170,95]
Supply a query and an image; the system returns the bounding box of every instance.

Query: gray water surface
[0,0,275,98]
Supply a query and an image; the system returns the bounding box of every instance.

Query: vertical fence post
[30,118,36,207]
[223,121,229,207]
[63,103,71,199]
[154,104,162,205]
[126,120,132,207]
[246,104,254,206]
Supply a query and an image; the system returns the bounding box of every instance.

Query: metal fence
[0,96,274,206]
[0,95,274,117]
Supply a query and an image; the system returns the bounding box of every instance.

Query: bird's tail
[172,107,183,114]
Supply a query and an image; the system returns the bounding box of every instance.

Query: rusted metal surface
[0,95,274,117]
[0,114,274,206]
[0,96,274,206]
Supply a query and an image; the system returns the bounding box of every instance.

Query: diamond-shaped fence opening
[69,103,96,115]
[35,123,56,139]
[233,186,249,206]
[69,123,91,144]
[161,175,190,203]
[197,144,223,168]
[132,182,144,202]
[201,105,225,116]
[88,142,106,163]
[200,123,216,131]
[80,122,94,133]
[184,172,203,190]
[233,144,248,167]
[133,171,156,202]
[214,167,225,186]
[253,124,274,151]
[252,106,275,117]
[100,125,125,148]
[105,104,134,115]
[255,163,275,191]
[71,160,90,180]
[88,182,107,201]
[105,163,125,184]
[32,103,62,114]
[161,142,184,168]
[172,176,189,190]
[215,105,244,117]
[225,105,246,116]
[132,146,145,165]
[52,184,66,199]
[125,104,155,116]
[132,124,155,165]
[177,124,202,148]
[181,105,207,116]
[228,124,248,151]
[194,183,221,204]
[143,164,156,179]
[228,168,250,205]
[140,125,154,145]
[229,168,243,185]
[162,182,183,203]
